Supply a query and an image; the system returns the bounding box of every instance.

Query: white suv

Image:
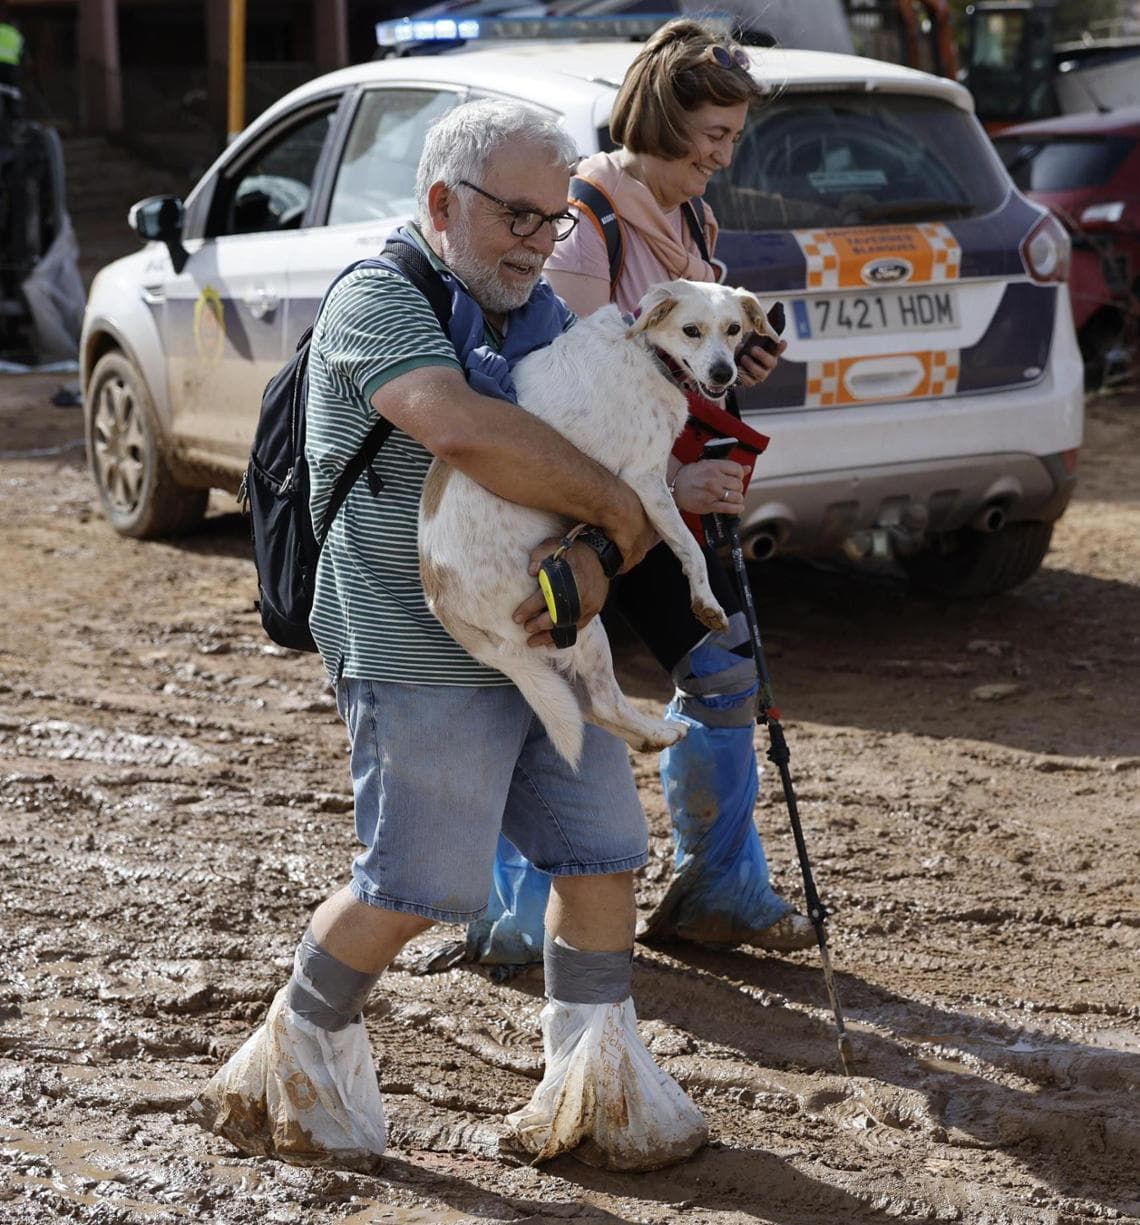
[80,30,1083,597]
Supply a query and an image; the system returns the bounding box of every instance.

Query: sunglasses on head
[701,44,751,71]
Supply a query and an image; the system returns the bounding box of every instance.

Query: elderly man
[191,99,707,1173]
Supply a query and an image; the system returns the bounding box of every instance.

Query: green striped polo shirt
[305,237,512,687]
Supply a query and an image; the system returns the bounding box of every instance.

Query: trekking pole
[701,443,854,1077]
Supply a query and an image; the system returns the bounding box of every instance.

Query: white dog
[419,278,775,768]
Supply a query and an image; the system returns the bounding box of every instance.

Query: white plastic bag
[506,997,707,1170]
[190,987,386,1171]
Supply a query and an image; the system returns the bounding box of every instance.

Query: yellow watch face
[538,568,560,624]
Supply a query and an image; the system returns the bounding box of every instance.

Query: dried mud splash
[1,377,1139,1225]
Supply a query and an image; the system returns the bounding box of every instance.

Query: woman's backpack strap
[568,176,624,299]
[681,198,727,283]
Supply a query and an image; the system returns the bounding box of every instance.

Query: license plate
[792,289,960,339]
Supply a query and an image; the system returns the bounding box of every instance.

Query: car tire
[86,350,208,539]
[901,522,1054,599]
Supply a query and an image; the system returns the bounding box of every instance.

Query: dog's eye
[726,323,742,336]
[682,325,702,339]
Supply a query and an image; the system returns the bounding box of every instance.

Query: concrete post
[77,0,121,133]
[313,0,349,71]
[206,0,229,137]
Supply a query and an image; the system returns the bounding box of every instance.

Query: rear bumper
[739,292,1084,554]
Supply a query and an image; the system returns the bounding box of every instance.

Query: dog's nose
[709,360,735,387]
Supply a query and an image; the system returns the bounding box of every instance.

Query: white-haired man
[192,100,707,1172]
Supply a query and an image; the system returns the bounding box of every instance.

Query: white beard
[441,212,543,315]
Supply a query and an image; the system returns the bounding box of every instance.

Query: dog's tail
[494,653,585,770]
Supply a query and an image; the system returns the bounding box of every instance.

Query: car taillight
[1021,212,1071,283]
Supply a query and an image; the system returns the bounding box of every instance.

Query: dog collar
[623,307,692,390]
[651,346,693,390]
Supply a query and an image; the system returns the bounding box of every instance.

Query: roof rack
[374,13,730,52]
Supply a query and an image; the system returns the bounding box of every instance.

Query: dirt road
[1,373,1138,1225]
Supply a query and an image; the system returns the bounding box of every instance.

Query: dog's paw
[632,721,688,753]
[693,599,730,634]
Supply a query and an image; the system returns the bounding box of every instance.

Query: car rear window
[703,91,1009,231]
[992,135,1133,192]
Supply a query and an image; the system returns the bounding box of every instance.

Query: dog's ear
[625,285,679,338]
[734,287,774,339]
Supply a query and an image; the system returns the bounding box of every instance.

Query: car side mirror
[129,195,190,274]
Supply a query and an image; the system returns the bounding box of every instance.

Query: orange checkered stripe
[806,350,961,407]
[796,223,962,291]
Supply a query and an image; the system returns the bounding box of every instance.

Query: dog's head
[625,279,776,401]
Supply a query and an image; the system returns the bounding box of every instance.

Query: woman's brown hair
[609,19,760,160]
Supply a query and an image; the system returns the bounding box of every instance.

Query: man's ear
[426,181,453,233]
[625,284,679,337]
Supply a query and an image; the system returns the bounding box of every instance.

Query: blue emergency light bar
[375,13,717,49]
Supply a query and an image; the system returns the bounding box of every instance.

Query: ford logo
[862,258,912,285]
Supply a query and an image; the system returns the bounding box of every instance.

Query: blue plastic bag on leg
[639,638,797,947]
[464,834,549,965]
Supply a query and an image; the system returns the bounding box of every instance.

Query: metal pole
[227,0,246,143]
[698,441,853,1075]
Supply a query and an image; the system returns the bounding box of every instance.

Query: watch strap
[574,526,623,579]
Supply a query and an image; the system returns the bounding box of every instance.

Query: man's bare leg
[310,885,434,975]
[545,871,635,951]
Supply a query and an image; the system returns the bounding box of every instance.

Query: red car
[993,108,1140,387]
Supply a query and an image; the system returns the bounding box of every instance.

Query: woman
[458,19,813,970]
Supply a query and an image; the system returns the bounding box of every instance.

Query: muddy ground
[0,373,1137,1225]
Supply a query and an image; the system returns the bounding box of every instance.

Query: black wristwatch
[574,526,624,579]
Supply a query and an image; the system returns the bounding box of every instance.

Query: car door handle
[141,284,165,306]
[243,288,279,320]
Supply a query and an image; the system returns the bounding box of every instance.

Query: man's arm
[370,365,654,570]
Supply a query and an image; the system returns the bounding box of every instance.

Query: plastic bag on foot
[506,997,707,1171]
[190,987,386,1170]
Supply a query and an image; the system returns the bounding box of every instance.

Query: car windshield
[703,91,1008,230]
[992,135,1133,192]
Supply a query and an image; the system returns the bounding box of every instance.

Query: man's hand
[600,491,656,574]
[736,337,787,388]
[513,537,611,648]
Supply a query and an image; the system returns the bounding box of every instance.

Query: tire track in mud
[2,389,1140,1223]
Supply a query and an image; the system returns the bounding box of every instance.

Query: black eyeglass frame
[702,44,752,72]
[456,179,579,241]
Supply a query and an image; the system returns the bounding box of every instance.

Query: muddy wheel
[86,350,208,538]
[901,522,1054,599]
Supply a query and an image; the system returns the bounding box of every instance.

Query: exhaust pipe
[745,521,787,562]
[971,502,1007,534]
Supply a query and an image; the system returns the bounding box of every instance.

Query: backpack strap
[682,198,729,284]
[312,242,452,545]
[569,176,624,299]
[681,199,711,264]
[378,236,453,332]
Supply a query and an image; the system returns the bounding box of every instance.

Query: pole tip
[838,1033,855,1077]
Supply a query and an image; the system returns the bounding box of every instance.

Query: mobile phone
[701,437,738,462]
[743,301,786,357]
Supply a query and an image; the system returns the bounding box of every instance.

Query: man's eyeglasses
[701,44,751,72]
[457,180,579,241]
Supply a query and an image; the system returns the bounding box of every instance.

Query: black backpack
[242,237,452,653]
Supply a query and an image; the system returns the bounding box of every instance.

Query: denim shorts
[335,678,649,922]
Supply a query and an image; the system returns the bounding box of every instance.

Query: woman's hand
[736,337,787,388]
[671,458,747,516]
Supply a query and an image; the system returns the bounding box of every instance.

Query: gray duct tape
[285,927,380,1031]
[543,933,632,1004]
